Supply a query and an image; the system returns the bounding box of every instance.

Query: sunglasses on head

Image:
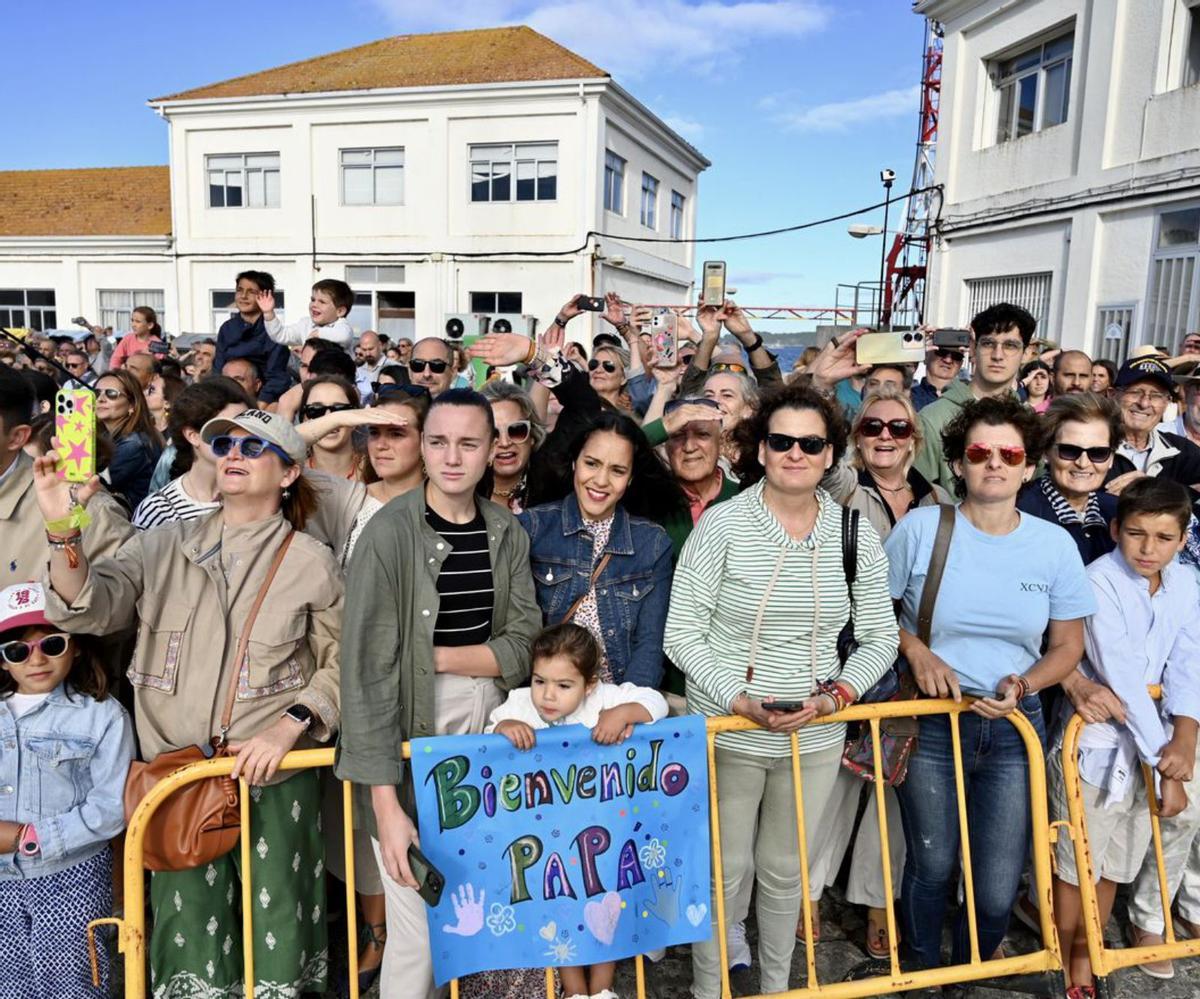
[858,417,914,440]
[1054,443,1114,463]
[497,420,532,443]
[210,435,293,463]
[372,382,430,399]
[964,443,1026,466]
[301,402,355,421]
[765,433,828,455]
[409,358,449,374]
[712,362,748,375]
[588,359,618,373]
[1,633,70,665]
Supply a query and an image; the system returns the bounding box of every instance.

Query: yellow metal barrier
[92,700,1061,999]
[1060,685,1200,983]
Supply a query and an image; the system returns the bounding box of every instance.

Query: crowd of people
[3,276,1200,999]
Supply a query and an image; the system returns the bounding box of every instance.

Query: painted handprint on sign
[442,884,486,937]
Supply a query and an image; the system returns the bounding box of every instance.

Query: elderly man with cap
[1106,356,1200,497]
[35,407,343,999]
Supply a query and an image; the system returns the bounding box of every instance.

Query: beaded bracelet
[1004,673,1032,700]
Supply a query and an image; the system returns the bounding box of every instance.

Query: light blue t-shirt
[884,506,1096,692]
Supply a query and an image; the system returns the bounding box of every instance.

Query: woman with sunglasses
[667,382,898,999]
[587,343,635,415]
[883,395,1094,971]
[480,380,545,512]
[298,374,363,480]
[34,410,343,999]
[93,368,164,512]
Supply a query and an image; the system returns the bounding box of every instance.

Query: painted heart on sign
[686,903,708,927]
[583,891,622,945]
[538,921,557,942]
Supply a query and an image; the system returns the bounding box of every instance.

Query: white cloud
[732,269,805,285]
[662,114,704,139]
[775,84,920,132]
[368,1,830,78]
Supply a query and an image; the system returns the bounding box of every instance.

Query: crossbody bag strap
[915,504,955,646]
[842,506,859,595]
[560,552,613,625]
[216,529,296,743]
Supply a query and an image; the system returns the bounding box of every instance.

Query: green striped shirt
[664,480,899,756]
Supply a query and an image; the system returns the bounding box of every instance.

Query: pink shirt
[110,332,162,369]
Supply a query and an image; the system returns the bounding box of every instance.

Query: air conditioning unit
[488,314,538,337]
[443,314,490,341]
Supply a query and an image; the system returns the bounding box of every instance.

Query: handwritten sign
[411,715,712,984]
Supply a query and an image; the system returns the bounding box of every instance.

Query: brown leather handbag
[124,531,295,872]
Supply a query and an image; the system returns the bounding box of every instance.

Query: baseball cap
[1114,357,1174,393]
[200,409,307,465]
[0,583,51,637]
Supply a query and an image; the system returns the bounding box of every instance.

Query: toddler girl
[0,582,135,998]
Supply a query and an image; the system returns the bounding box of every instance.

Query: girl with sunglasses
[669,382,898,999]
[33,410,344,999]
[883,395,1093,971]
[0,582,135,999]
[93,368,164,512]
[298,375,363,480]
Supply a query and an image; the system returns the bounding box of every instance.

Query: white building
[0,26,708,340]
[917,0,1200,361]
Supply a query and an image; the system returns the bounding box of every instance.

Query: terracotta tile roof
[154,26,608,103]
[0,166,171,237]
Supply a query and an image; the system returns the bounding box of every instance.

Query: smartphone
[762,700,807,713]
[407,842,446,907]
[701,261,726,307]
[148,340,171,356]
[54,388,97,483]
[574,295,605,312]
[855,330,927,365]
[931,328,972,349]
[651,312,678,368]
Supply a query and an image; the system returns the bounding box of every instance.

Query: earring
[282,488,290,500]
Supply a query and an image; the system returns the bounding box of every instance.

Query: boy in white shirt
[256,278,354,348]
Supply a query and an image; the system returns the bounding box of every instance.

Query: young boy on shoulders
[1050,477,1200,997]
[258,278,354,350]
[212,270,291,404]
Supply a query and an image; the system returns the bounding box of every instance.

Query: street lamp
[847,224,883,238]
[878,169,896,328]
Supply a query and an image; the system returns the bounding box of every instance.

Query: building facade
[917,0,1200,360]
[0,27,708,340]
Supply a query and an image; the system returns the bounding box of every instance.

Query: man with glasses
[407,337,456,397]
[62,349,95,390]
[914,303,1036,493]
[1106,357,1200,497]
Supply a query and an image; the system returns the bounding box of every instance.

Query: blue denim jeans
[895,698,1045,968]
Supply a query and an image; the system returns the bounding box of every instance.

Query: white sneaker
[727,919,751,970]
[591,990,620,999]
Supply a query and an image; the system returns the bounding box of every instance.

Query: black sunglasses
[858,418,915,440]
[410,358,449,374]
[765,433,828,455]
[933,348,964,362]
[301,402,356,421]
[1054,443,1114,463]
[1,633,70,665]
[372,382,430,399]
[588,359,618,373]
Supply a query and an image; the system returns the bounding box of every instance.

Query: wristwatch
[283,704,314,730]
[744,331,764,352]
[552,315,569,328]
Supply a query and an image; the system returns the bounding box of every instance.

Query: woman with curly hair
[883,395,1094,970]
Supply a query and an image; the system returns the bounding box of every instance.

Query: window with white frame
[993,29,1073,144]
[1145,206,1200,354]
[1184,1,1200,89]
[98,290,165,333]
[670,190,685,239]
[340,148,404,206]
[469,292,523,314]
[965,272,1052,334]
[640,172,659,229]
[0,289,55,330]
[604,151,625,214]
[207,153,280,208]
[210,289,284,334]
[470,143,557,203]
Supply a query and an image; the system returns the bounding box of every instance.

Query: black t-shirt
[425,503,494,647]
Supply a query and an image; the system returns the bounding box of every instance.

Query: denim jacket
[519,495,674,688]
[0,684,134,879]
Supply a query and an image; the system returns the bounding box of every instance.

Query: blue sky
[4,0,926,324]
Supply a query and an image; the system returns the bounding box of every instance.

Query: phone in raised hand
[55,388,96,483]
[701,261,726,307]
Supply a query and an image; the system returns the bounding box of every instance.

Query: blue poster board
[410,714,712,985]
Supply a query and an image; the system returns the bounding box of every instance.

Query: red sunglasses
[964,443,1026,467]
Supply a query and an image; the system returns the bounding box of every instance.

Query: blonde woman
[810,385,951,957]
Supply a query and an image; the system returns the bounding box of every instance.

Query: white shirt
[486,682,668,732]
[264,315,354,348]
[6,692,51,719]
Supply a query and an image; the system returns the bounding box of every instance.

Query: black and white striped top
[426,504,494,646]
[132,477,220,531]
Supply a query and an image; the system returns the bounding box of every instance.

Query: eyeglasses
[976,337,1024,356]
[858,417,914,440]
[1122,388,1169,405]
[209,435,293,463]
[1054,443,1114,463]
[99,388,126,400]
[765,433,828,455]
[1,633,70,665]
[588,359,618,373]
[372,382,430,400]
[301,402,355,421]
[409,358,449,374]
[664,397,722,416]
[712,362,748,375]
[964,442,1027,466]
